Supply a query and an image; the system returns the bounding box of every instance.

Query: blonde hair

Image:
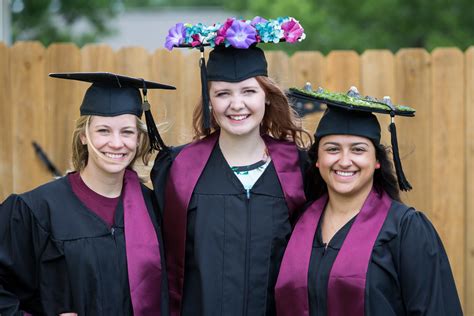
[192,76,312,148]
[71,115,151,172]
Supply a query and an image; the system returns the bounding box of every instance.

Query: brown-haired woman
[151,46,310,316]
[0,73,173,316]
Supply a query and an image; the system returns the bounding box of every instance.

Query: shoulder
[1,177,69,232]
[19,176,70,208]
[382,201,444,250]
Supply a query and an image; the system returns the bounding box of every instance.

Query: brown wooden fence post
[431,48,465,305]
[0,43,12,200]
[465,46,474,315]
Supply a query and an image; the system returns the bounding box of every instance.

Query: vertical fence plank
[266,50,290,88]
[290,51,326,136]
[361,50,395,144]
[0,43,12,200]
[45,44,82,174]
[152,49,183,146]
[177,50,202,144]
[431,48,465,305]
[81,44,116,72]
[116,47,151,78]
[10,42,49,193]
[326,50,360,92]
[394,49,432,209]
[465,46,474,315]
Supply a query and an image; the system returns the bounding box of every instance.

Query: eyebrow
[93,124,137,129]
[212,85,260,92]
[322,141,370,146]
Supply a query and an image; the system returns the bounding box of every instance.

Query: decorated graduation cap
[49,72,176,151]
[289,85,416,191]
[164,16,306,134]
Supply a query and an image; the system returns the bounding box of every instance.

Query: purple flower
[164,23,186,50]
[281,19,304,43]
[251,16,267,26]
[225,20,257,49]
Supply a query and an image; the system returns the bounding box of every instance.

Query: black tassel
[140,78,167,152]
[389,120,412,191]
[143,99,168,152]
[200,46,211,134]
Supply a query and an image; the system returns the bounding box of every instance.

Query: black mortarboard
[49,72,176,151]
[289,85,416,191]
[207,46,268,82]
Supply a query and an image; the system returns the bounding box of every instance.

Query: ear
[315,161,320,168]
[80,133,87,146]
[375,160,380,169]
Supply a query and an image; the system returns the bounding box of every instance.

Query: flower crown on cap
[165,16,305,51]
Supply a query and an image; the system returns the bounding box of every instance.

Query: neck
[326,183,373,217]
[80,166,124,198]
[218,130,266,166]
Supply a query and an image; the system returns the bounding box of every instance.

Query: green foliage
[11,0,474,52]
[12,0,119,46]
[227,0,474,53]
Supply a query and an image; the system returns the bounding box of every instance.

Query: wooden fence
[0,42,473,313]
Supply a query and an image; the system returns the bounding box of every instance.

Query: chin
[101,163,129,175]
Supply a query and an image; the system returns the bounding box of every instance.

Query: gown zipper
[242,188,251,316]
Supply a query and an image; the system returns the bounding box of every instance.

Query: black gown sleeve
[398,210,463,315]
[0,195,50,315]
[150,145,185,214]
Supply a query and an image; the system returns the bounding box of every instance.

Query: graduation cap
[289,85,416,191]
[49,72,176,151]
[164,16,306,134]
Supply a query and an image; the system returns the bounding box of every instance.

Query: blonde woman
[0,72,174,316]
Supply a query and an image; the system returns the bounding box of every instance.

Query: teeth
[335,171,355,177]
[229,115,249,121]
[105,153,125,159]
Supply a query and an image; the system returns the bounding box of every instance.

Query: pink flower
[215,18,234,46]
[281,19,304,43]
[191,34,201,47]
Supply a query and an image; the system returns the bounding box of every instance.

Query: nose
[338,151,353,168]
[229,95,245,111]
[108,132,124,148]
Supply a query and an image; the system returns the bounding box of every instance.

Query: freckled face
[317,134,380,197]
[210,77,266,139]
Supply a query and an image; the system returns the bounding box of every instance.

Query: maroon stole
[163,132,306,316]
[275,188,392,316]
[123,169,162,316]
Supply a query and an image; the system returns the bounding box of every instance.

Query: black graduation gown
[308,201,463,316]
[0,176,168,316]
[152,143,306,316]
